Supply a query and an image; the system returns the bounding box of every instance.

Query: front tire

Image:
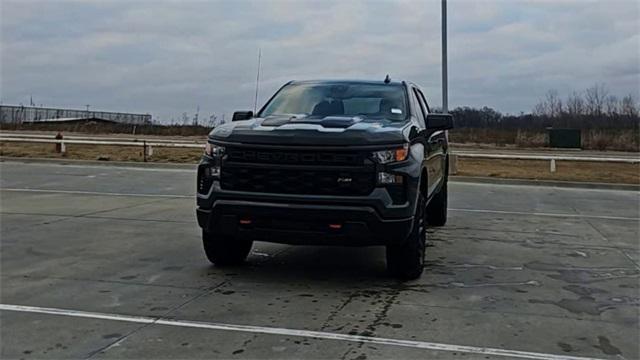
[426,177,448,226]
[202,231,253,266]
[386,192,426,280]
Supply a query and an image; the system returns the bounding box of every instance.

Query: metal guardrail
[452,152,639,163]
[0,133,203,144]
[0,136,203,148]
[0,135,203,162]
[1,134,639,171]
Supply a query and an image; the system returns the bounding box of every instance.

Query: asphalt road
[1,160,638,360]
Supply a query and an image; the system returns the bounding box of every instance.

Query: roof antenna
[384,74,391,84]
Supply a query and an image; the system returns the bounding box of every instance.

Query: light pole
[441,0,448,114]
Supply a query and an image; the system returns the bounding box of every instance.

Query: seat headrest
[312,100,344,116]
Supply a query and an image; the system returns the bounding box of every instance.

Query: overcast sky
[1,0,639,122]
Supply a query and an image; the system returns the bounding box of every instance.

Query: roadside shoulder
[451,175,640,191]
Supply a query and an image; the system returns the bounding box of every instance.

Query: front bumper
[196,200,413,246]
[196,144,423,246]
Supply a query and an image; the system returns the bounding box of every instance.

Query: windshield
[259,82,408,121]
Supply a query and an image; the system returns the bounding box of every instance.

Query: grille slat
[220,147,375,196]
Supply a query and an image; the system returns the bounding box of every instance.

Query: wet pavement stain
[529,294,639,316]
[594,336,622,356]
[524,261,639,284]
[529,297,609,316]
[557,342,574,352]
[162,266,184,271]
[562,284,607,297]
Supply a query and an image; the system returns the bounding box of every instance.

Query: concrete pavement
[1,161,638,359]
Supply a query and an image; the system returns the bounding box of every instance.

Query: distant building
[0,105,152,125]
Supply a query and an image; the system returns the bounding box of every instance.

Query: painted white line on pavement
[0,188,191,198]
[0,161,195,173]
[0,303,605,360]
[450,208,639,222]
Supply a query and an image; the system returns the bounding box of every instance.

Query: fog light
[378,172,403,184]
[205,166,220,177]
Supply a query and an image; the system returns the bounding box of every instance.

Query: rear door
[413,87,444,196]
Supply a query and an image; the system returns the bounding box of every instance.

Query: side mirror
[426,113,453,130]
[232,111,254,121]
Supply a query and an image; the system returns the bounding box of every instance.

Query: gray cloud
[1,0,638,122]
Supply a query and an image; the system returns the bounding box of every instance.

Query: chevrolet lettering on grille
[227,149,361,165]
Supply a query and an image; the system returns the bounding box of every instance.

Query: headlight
[372,144,409,164]
[204,143,225,157]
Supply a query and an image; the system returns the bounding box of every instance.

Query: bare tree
[604,95,619,116]
[565,91,584,117]
[621,95,638,117]
[533,90,562,118]
[208,113,218,127]
[545,90,563,118]
[584,83,608,117]
[532,102,547,117]
[193,105,200,126]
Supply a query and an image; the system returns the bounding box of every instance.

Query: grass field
[2,141,638,184]
[0,142,203,163]
[456,158,639,184]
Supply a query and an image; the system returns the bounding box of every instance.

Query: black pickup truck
[196,79,453,279]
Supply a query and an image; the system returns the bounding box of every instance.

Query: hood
[208,115,409,146]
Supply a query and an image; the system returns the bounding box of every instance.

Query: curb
[0,156,197,170]
[451,175,640,191]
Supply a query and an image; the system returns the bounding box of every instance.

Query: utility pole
[441,0,448,113]
[253,48,262,114]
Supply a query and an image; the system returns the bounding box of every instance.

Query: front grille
[220,147,375,196]
[226,148,364,166]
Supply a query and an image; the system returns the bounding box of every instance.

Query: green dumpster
[547,128,581,149]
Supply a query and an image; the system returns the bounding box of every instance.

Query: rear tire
[202,231,253,266]
[386,192,426,280]
[426,178,448,226]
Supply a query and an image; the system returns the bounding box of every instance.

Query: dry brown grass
[1,122,212,137]
[2,141,638,184]
[457,158,639,184]
[0,142,202,163]
[449,128,639,152]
